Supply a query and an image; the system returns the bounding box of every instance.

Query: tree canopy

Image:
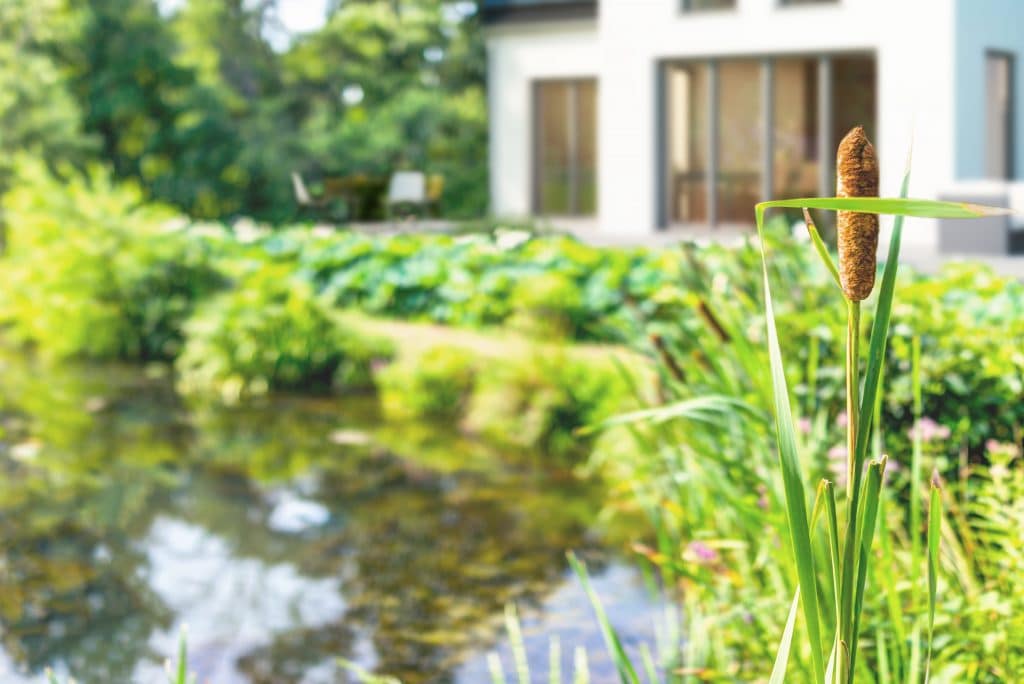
[0,0,487,221]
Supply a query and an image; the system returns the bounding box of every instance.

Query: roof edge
[482,1,597,25]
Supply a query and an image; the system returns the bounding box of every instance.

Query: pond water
[0,354,663,683]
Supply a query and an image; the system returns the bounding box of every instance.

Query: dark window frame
[986,49,1016,180]
[681,0,737,13]
[779,0,840,6]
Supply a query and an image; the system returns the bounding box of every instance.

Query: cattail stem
[846,300,861,503]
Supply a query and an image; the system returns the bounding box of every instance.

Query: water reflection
[0,353,659,683]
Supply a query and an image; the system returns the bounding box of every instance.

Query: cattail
[836,126,879,301]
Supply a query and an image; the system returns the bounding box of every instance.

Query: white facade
[485,0,1024,251]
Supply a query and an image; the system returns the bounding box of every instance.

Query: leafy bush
[175,265,388,400]
[465,349,634,460]
[377,345,477,421]
[0,159,221,359]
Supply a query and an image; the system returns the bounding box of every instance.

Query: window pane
[832,56,877,159]
[534,80,597,215]
[717,59,762,223]
[986,53,1013,179]
[577,80,598,214]
[536,82,571,214]
[685,0,735,9]
[666,62,710,223]
[774,57,819,202]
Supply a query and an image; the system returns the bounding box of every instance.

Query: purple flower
[687,541,719,565]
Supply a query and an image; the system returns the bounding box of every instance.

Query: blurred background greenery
[0,0,487,223]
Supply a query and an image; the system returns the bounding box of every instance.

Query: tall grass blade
[756,206,825,683]
[568,552,640,684]
[910,334,924,593]
[925,474,942,683]
[574,646,590,684]
[489,653,509,684]
[849,457,886,677]
[505,604,531,684]
[802,208,842,292]
[768,587,801,684]
[550,636,562,684]
[640,643,658,684]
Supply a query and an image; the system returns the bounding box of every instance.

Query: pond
[0,353,663,683]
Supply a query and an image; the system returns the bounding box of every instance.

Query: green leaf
[802,208,842,292]
[756,206,826,683]
[849,457,887,677]
[757,196,1011,218]
[769,587,801,684]
[925,474,943,684]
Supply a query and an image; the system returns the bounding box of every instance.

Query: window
[718,60,763,222]
[665,63,710,222]
[533,79,597,215]
[986,52,1014,179]
[683,0,735,11]
[662,53,876,227]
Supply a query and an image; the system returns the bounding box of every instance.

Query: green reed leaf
[757,196,1011,218]
[756,206,825,683]
[925,473,942,683]
[769,587,801,684]
[568,552,640,684]
[802,208,842,292]
[849,457,887,678]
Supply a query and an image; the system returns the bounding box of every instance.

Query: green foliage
[378,345,477,420]
[0,0,487,223]
[509,271,586,338]
[0,159,220,359]
[175,265,385,400]
[466,350,634,460]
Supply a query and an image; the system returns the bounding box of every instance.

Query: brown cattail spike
[836,126,879,301]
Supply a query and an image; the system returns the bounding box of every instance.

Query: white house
[482,0,1024,253]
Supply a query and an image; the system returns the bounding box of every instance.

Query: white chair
[386,171,427,219]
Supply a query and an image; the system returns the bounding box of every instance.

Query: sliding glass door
[533,79,597,215]
[663,53,876,227]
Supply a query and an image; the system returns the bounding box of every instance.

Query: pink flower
[797,417,812,435]
[687,541,719,565]
[836,412,849,429]
[985,439,1021,458]
[908,417,951,443]
[827,444,848,487]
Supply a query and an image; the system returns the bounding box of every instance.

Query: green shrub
[376,345,477,420]
[465,349,633,460]
[0,159,221,359]
[508,271,585,338]
[175,266,388,400]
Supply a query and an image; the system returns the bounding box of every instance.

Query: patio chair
[386,171,426,219]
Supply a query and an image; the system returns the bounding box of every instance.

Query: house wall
[486,20,599,218]
[954,0,1024,180]
[599,0,956,246]
[486,0,958,247]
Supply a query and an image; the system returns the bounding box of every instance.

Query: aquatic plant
[755,131,1003,681]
